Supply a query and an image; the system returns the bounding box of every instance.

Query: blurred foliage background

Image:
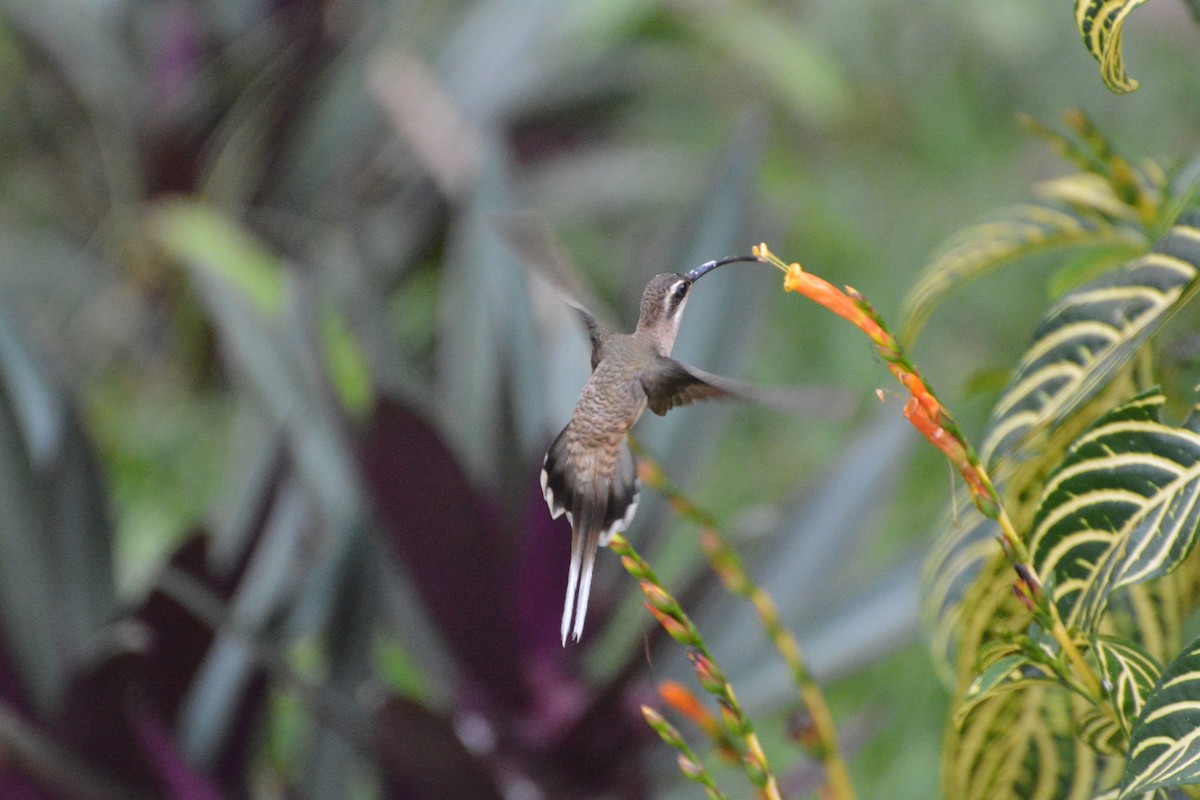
[0,0,1197,798]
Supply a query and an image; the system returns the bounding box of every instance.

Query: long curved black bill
[684,255,764,282]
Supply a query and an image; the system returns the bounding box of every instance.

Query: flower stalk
[641,705,729,800]
[633,449,856,799]
[609,532,783,800]
[755,242,1103,699]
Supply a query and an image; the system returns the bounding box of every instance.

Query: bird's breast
[568,360,647,452]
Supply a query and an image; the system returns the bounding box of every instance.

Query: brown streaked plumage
[542,258,763,645]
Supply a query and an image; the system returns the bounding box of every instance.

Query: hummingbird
[541,255,771,645]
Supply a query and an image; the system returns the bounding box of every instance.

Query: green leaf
[1092,635,1162,736]
[0,302,116,711]
[954,652,1057,728]
[901,203,1140,343]
[1078,701,1126,756]
[980,218,1200,468]
[1091,788,1172,799]
[148,199,285,316]
[1074,0,1149,93]
[320,308,372,417]
[1046,241,1146,299]
[922,500,1003,686]
[1119,633,1200,797]
[1076,401,1200,629]
[1029,390,1200,629]
[945,683,1121,800]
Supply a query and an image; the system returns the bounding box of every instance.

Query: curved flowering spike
[754,243,997,512]
[609,533,783,799]
[758,242,1103,699]
[640,705,728,800]
[659,681,721,737]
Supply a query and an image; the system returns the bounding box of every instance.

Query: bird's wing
[574,306,610,371]
[495,214,615,369]
[641,358,737,415]
[642,356,858,417]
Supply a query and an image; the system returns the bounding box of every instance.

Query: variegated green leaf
[1035,175,1143,223]
[1074,0,1149,93]
[980,218,1200,468]
[1075,402,1200,629]
[1078,701,1126,756]
[1119,633,1200,797]
[955,651,1058,727]
[924,370,1147,684]
[922,496,1002,685]
[901,203,1138,343]
[1086,635,1163,754]
[1092,787,1173,799]
[1093,636,1163,730]
[1029,390,1200,630]
[947,684,1121,800]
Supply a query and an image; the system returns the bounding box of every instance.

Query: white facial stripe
[664,280,689,317]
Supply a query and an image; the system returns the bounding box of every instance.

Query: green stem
[609,533,782,800]
[630,447,856,800]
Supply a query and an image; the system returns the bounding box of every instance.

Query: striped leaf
[980,218,1200,468]
[1119,634,1200,797]
[1093,788,1173,799]
[924,370,1147,683]
[901,202,1139,342]
[1089,633,1161,753]
[1092,635,1163,742]
[1029,390,1200,629]
[922,227,1199,682]
[1074,0,1149,93]
[955,651,1058,728]
[947,683,1121,800]
[1078,702,1127,757]
[923,496,1002,685]
[1074,403,1200,629]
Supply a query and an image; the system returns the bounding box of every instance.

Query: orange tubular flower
[659,681,721,737]
[758,241,1004,523]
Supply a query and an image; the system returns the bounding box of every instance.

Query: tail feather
[541,426,640,645]
[572,527,603,642]
[560,519,584,645]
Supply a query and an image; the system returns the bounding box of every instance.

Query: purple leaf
[130,711,223,800]
[134,534,267,796]
[514,478,573,657]
[358,399,524,706]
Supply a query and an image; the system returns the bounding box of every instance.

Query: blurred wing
[574,307,609,371]
[641,358,736,415]
[643,357,859,418]
[495,213,613,369]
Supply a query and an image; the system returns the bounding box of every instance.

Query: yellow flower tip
[781,263,806,292]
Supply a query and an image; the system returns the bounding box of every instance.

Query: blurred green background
[0,0,1197,798]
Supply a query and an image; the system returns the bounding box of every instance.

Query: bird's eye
[672,283,688,300]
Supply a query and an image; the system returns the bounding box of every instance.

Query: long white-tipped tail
[542,427,640,645]
[560,526,583,644]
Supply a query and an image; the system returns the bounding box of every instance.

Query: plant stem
[632,449,856,800]
[991,504,1103,698]
[609,533,783,800]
